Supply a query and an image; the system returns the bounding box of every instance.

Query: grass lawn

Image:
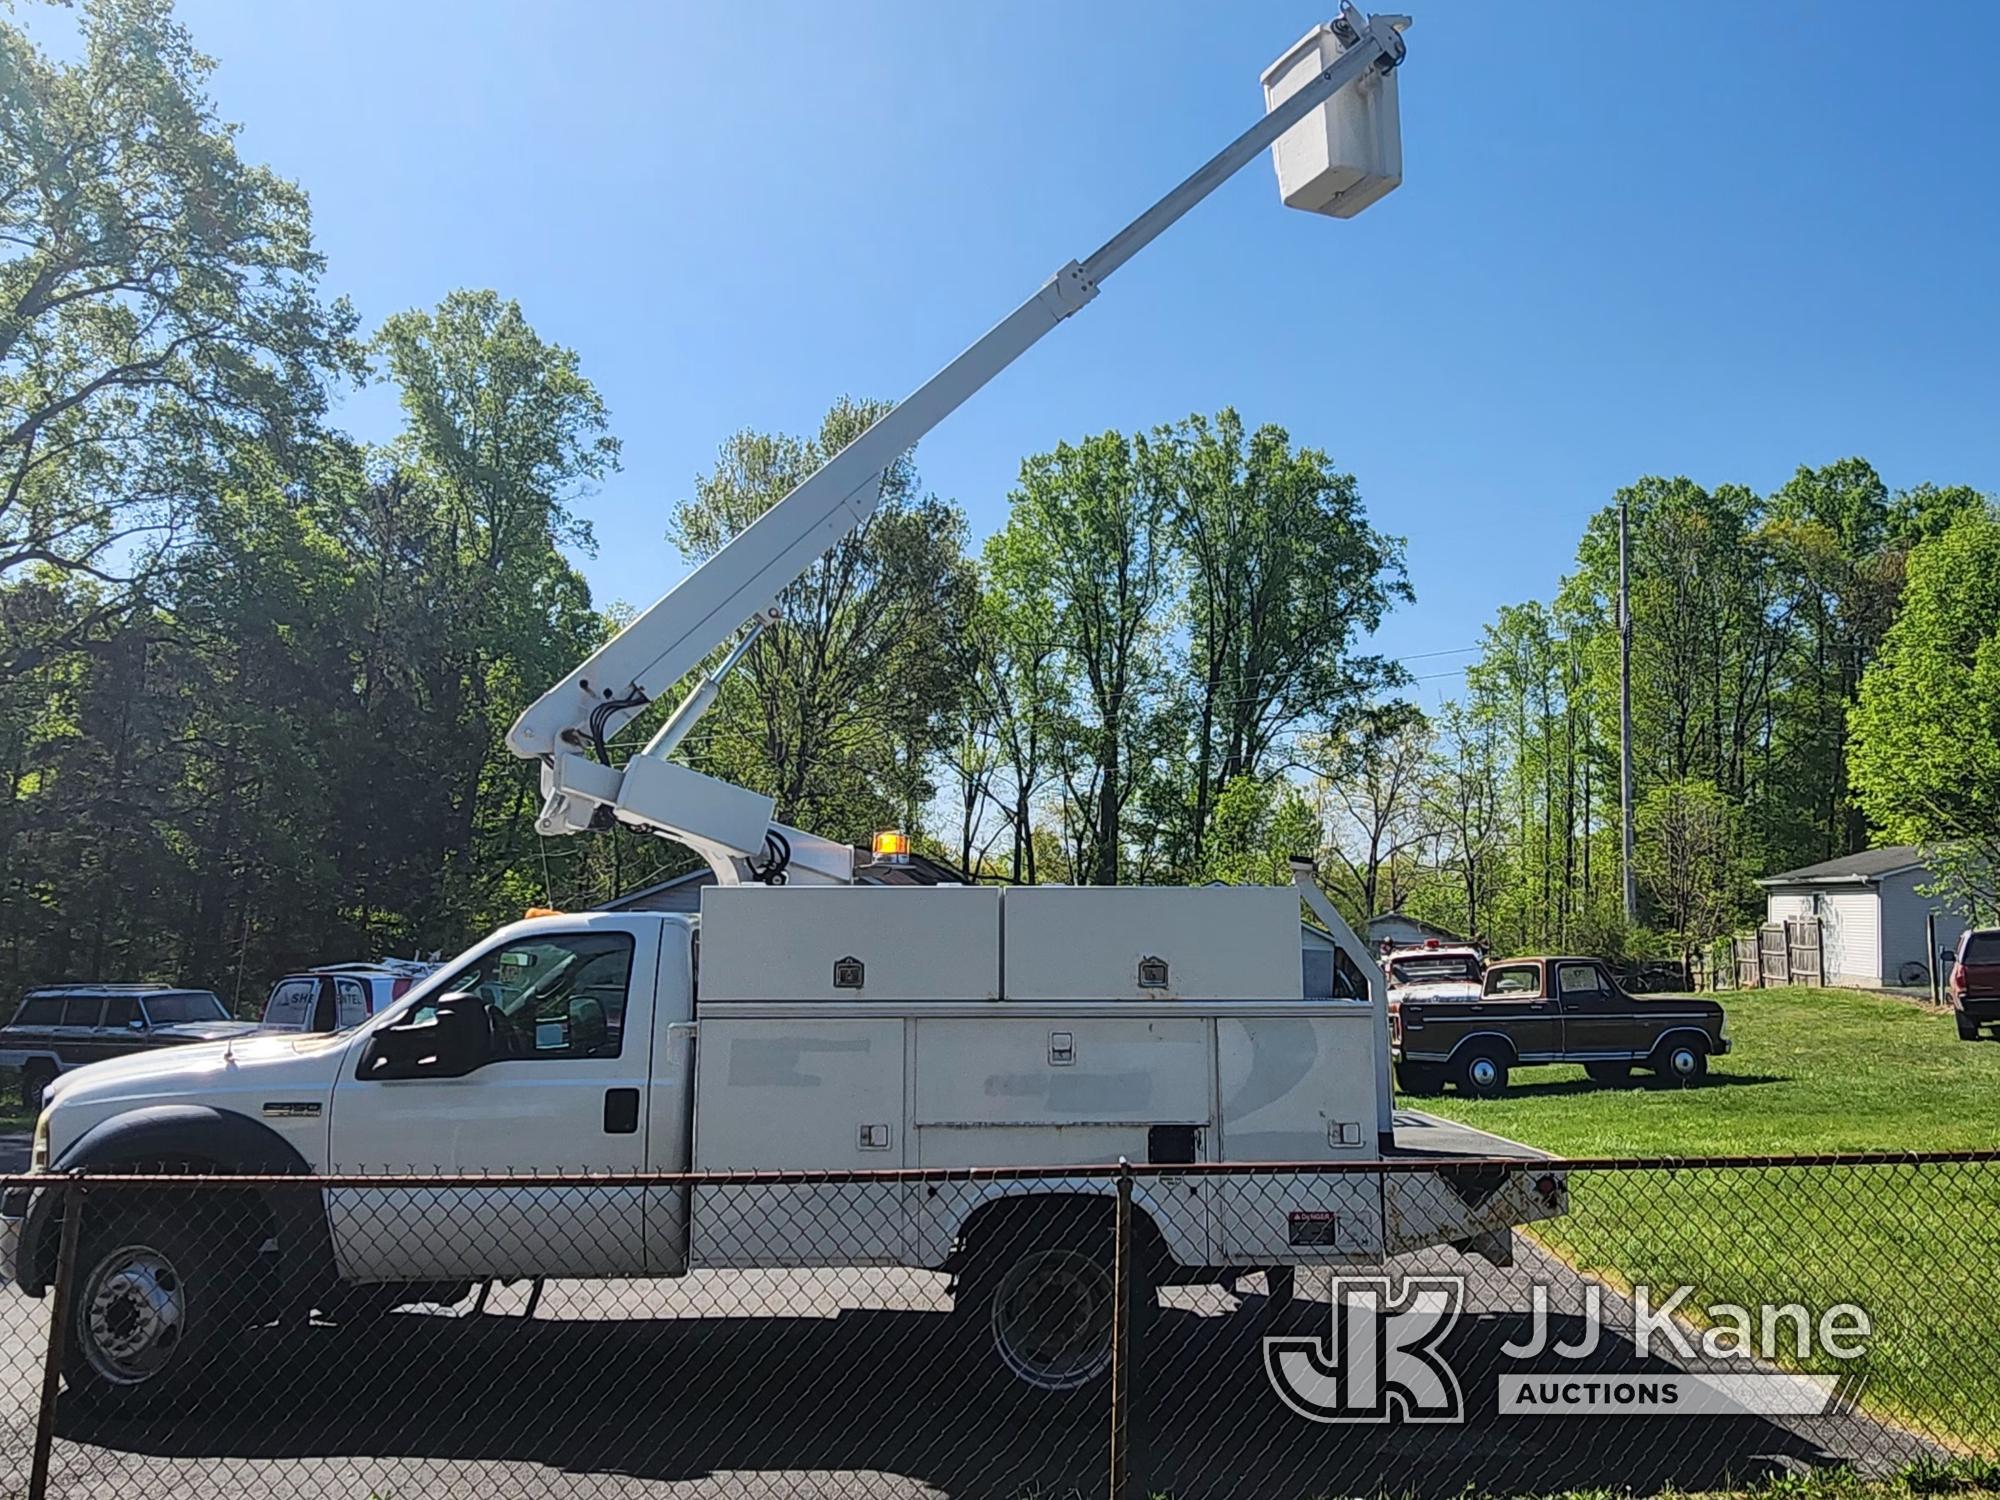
[1404,1455,2000,1500]
[1411,987,2000,1454]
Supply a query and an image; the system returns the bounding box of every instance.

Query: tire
[20,1062,55,1114]
[1454,1047,1510,1099]
[1584,1060,1633,1087]
[63,1205,254,1409]
[1652,1038,1709,1086]
[1958,1014,1980,1042]
[959,1218,1149,1393]
[1396,1062,1446,1096]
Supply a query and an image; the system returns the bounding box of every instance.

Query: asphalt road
[0,1235,1937,1500]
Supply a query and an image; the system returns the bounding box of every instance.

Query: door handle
[603,1087,640,1135]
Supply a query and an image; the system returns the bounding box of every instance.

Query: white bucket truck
[3,6,1564,1403]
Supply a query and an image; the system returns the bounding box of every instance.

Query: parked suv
[0,986,258,1111]
[1393,955,1730,1098]
[1949,929,2000,1041]
[258,961,435,1033]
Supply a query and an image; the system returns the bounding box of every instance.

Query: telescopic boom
[507,5,1409,885]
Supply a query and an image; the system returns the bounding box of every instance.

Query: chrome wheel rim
[991,1248,1113,1390]
[81,1244,187,1384]
[1670,1047,1698,1077]
[1468,1058,1499,1089]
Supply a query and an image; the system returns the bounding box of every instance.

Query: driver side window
[1557,962,1609,1001]
[425,932,634,1061]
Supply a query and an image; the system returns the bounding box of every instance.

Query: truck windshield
[1389,955,1482,985]
[144,992,229,1024]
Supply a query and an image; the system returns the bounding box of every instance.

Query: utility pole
[1619,494,1637,924]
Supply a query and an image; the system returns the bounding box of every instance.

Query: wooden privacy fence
[1729,917,1822,988]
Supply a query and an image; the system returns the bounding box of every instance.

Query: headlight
[30,1110,50,1174]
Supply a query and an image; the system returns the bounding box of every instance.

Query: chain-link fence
[1,1153,1996,1499]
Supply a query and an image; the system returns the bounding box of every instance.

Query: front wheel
[65,1208,250,1409]
[1396,1062,1446,1096]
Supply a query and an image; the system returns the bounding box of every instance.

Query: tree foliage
[1849,505,2000,918]
[668,397,978,846]
[0,0,356,673]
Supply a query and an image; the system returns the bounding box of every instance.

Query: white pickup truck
[5,879,1561,1402]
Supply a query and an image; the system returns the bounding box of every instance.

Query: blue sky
[47,1,2000,705]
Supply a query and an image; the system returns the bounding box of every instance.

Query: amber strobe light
[872,830,911,865]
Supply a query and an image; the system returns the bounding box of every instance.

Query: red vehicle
[1949,928,2000,1042]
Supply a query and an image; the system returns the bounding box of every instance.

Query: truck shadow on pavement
[56,1301,1868,1499]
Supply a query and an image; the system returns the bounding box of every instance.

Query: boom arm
[508,6,1408,884]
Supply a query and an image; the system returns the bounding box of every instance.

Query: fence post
[1928,911,1941,1005]
[1108,1157,1134,1500]
[28,1170,86,1500]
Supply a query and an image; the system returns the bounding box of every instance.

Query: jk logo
[1263,1275,1466,1424]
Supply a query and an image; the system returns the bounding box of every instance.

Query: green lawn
[1412,985,2000,1155]
[1412,987,2000,1454]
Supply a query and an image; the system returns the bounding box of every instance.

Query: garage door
[1817,890,1880,987]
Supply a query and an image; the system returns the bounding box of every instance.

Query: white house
[1757,846,1966,990]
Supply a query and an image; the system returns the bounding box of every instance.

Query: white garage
[1757,846,1967,990]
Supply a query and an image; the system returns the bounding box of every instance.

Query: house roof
[600,846,971,911]
[1363,910,1464,943]
[1757,845,1926,887]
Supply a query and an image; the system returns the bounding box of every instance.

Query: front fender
[15,1105,332,1297]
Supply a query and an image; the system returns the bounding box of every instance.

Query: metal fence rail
[2,1153,1996,1500]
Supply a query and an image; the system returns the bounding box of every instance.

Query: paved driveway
[0,1238,1936,1500]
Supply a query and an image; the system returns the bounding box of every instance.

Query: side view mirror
[361,992,493,1081]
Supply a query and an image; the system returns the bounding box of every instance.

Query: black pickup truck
[0,985,259,1111]
[1393,955,1731,1098]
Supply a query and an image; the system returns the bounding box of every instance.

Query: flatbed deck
[1382,1108,1549,1161]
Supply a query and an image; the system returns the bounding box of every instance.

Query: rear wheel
[1652,1039,1709,1086]
[1584,1060,1633,1087]
[959,1213,1152,1393]
[1958,1014,1981,1042]
[1454,1047,1510,1099]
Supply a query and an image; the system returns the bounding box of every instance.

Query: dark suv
[1393,955,1731,1098]
[0,985,257,1111]
[1950,929,2000,1041]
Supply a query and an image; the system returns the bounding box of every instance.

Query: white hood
[43,1029,353,1164]
[1388,980,1483,1003]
